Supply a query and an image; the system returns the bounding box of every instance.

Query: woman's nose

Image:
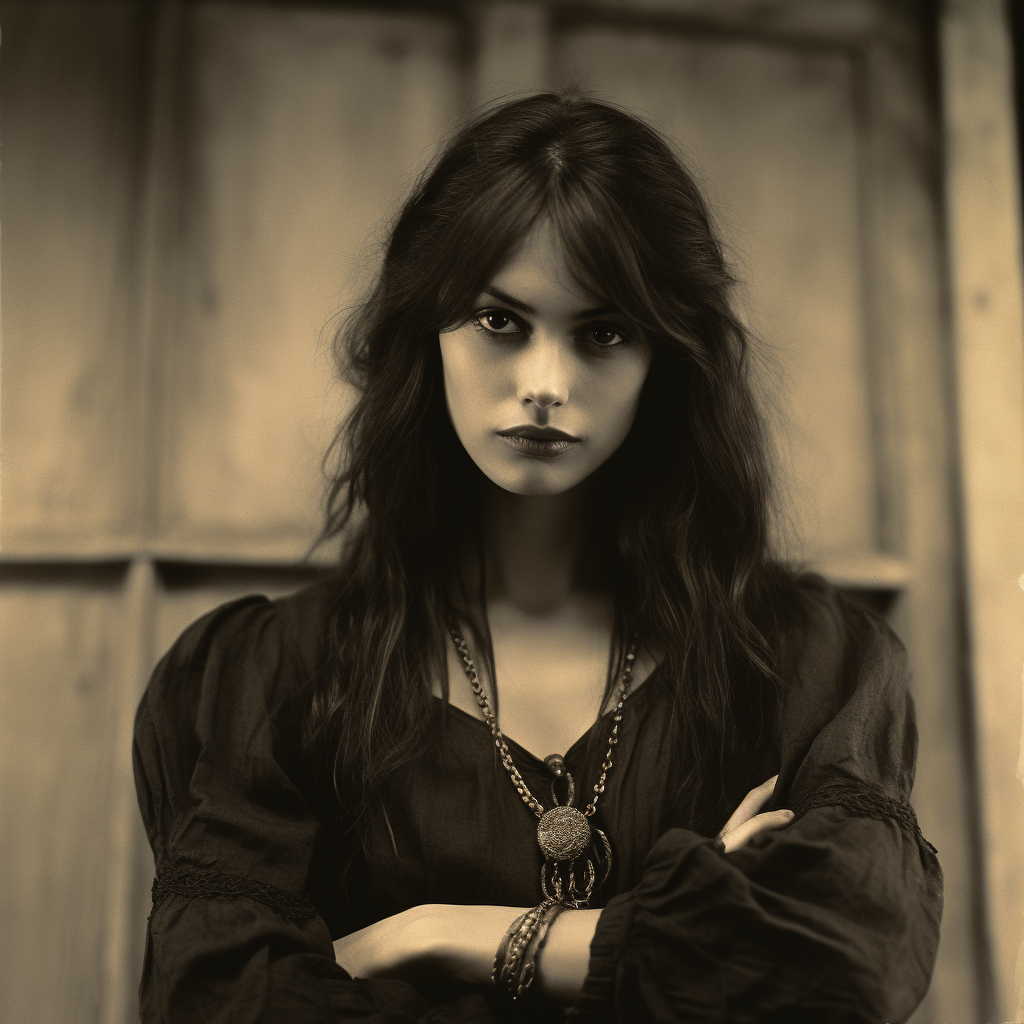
[517,335,569,410]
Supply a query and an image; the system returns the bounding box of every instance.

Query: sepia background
[1,0,1022,1021]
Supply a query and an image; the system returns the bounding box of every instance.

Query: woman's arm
[567,595,943,1024]
[334,902,599,1001]
[137,596,509,1024]
[334,778,790,1002]
[334,593,945,1024]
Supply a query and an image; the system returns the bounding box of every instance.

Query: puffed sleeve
[567,581,943,1024]
[133,594,497,1024]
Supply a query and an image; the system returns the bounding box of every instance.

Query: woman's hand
[334,901,599,1010]
[333,905,438,981]
[333,904,528,985]
[716,774,794,853]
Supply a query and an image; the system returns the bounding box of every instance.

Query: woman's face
[439,219,654,497]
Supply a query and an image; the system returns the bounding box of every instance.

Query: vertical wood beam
[102,2,183,1021]
[857,32,989,1024]
[101,557,156,1024]
[127,0,183,546]
[941,1,1024,1019]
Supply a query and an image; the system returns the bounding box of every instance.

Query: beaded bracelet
[493,898,564,1000]
[513,902,565,999]
[491,911,528,987]
[495,902,550,993]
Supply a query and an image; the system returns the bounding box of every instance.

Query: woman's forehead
[482,218,615,317]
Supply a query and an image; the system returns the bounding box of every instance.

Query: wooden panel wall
[941,0,1024,1017]
[158,4,462,556]
[0,2,996,1022]
[0,1,145,551]
[554,27,877,561]
[0,567,131,1022]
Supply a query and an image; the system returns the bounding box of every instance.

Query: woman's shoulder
[134,577,342,876]
[270,572,343,679]
[141,574,341,727]
[774,569,910,719]
[764,572,925,819]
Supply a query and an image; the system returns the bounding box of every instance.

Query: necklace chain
[447,619,636,818]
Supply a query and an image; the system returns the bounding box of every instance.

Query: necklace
[447,619,636,907]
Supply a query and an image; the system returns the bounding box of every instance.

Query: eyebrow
[482,286,619,321]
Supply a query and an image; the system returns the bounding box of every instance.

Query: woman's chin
[482,462,589,498]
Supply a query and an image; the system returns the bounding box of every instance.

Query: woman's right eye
[473,310,521,335]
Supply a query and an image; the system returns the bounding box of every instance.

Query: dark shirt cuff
[567,891,637,1022]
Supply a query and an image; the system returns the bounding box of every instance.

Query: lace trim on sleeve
[791,781,938,858]
[151,863,318,920]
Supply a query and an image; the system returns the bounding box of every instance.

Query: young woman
[133,92,943,1023]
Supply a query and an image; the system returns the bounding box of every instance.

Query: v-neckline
[436,659,662,766]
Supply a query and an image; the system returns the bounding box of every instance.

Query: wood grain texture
[0,568,131,1023]
[0,2,145,550]
[102,559,157,1024]
[552,0,888,45]
[941,0,1024,1017]
[857,36,988,1024]
[154,4,464,555]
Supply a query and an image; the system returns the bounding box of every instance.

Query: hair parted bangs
[308,91,801,873]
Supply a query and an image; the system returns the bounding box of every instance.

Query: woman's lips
[496,426,581,458]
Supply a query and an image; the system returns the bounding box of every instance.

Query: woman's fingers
[718,808,795,854]
[719,775,778,835]
[714,775,793,854]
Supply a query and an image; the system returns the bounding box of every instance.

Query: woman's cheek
[589,364,647,442]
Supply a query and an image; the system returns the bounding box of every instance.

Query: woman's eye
[583,325,627,347]
[475,311,521,334]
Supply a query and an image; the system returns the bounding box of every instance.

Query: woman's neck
[479,479,605,613]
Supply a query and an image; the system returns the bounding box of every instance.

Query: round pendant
[537,805,592,862]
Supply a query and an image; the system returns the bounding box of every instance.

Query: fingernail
[783,809,795,819]
[713,836,726,853]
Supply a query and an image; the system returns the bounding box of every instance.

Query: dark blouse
[133,574,943,1023]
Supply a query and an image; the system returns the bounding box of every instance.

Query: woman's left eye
[582,324,627,348]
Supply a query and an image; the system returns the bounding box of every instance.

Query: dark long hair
[307,91,797,846]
